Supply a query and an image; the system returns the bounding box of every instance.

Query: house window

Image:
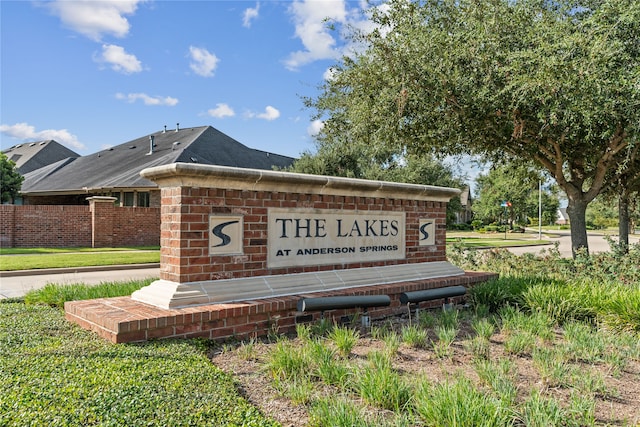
[110,192,121,205]
[123,192,135,207]
[137,192,150,207]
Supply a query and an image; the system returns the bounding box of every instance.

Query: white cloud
[307,119,324,136]
[207,103,235,118]
[188,46,219,77]
[243,3,260,28]
[284,0,376,70]
[115,93,178,106]
[256,106,281,121]
[45,0,143,41]
[284,0,347,70]
[0,122,85,151]
[97,44,143,74]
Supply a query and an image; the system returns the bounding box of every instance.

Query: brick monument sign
[65,163,495,342]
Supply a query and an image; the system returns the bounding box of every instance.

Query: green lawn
[0,248,160,271]
[0,246,159,255]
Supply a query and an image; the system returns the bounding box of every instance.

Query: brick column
[88,196,117,248]
[0,205,16,248]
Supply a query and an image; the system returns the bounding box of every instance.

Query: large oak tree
[309,0,640,255]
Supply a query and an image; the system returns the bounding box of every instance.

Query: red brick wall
[0,204,160,248]
[160,187,448,283]
[113,207,161,247]
[0,205,91,248]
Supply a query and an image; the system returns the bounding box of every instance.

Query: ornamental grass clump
[400,324,428,348]
[328,325,359,358]
[266,339,311,382]
[532,346,571,388]
[308,339,351,388]
[473,359,518,405]
[309,396,377,427]
[414,376,512,426]
[517,389,566,427]
[24,279,153,307]
[433,326,457,359]
[356,353,412,412]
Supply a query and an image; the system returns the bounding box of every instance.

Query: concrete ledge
[140,163,461,202]
[65,271,497,343]
[131,261,465,309]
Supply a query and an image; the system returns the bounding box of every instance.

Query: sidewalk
[0,264,160,300]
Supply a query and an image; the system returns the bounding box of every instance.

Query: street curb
[0,263,160,278]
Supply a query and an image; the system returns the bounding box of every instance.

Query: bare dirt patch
[211,313,640,426]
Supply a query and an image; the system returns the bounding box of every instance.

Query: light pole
[538,180,542,241]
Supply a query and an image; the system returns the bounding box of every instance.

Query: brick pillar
[88,196,117,248]
[0,205,16,248]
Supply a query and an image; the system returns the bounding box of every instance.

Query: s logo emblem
[418,219,435,246]
[211,220,240,247]
[419,221,432,241]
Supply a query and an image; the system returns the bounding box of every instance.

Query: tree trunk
[618,194,630,254]
[566,196,589,257]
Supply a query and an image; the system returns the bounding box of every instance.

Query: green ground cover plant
[0,302,278,426]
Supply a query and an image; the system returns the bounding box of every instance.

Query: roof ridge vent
[175,122,180,132]
[163,125,167,133]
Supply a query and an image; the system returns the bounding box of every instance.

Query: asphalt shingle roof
[21,126,296,194]
[2,140,80,175]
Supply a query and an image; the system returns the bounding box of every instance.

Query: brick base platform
[65,271,497,343]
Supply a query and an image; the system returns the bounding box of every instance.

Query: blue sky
[1,0,378,159]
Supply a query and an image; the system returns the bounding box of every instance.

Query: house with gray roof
[18,125,296,206]
[2,140,79,175]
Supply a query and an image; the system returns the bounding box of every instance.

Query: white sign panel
[209,215,244,255]
[267,208,405,268]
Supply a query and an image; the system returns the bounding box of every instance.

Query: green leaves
[0,303,279,426]
[0,152,24,203]
[310,0,640,254]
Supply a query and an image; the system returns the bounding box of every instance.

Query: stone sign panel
[267,208,406,268]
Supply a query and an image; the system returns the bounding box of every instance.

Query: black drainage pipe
[399,285,467,306]
[297,295,391,312]
[297,295,391,327]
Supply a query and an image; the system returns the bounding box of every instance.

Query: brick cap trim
[140,163,461,201]
[86,196,117,203]
[131,261,465,309]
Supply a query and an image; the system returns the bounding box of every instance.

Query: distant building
[15,125,296,206]
[2,140,79,175]
[556,208,569,225]
[455,186,473,224]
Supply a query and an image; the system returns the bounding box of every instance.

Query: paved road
[0,265,160,300]
[1,232,637,300]
[507,230,637,257]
